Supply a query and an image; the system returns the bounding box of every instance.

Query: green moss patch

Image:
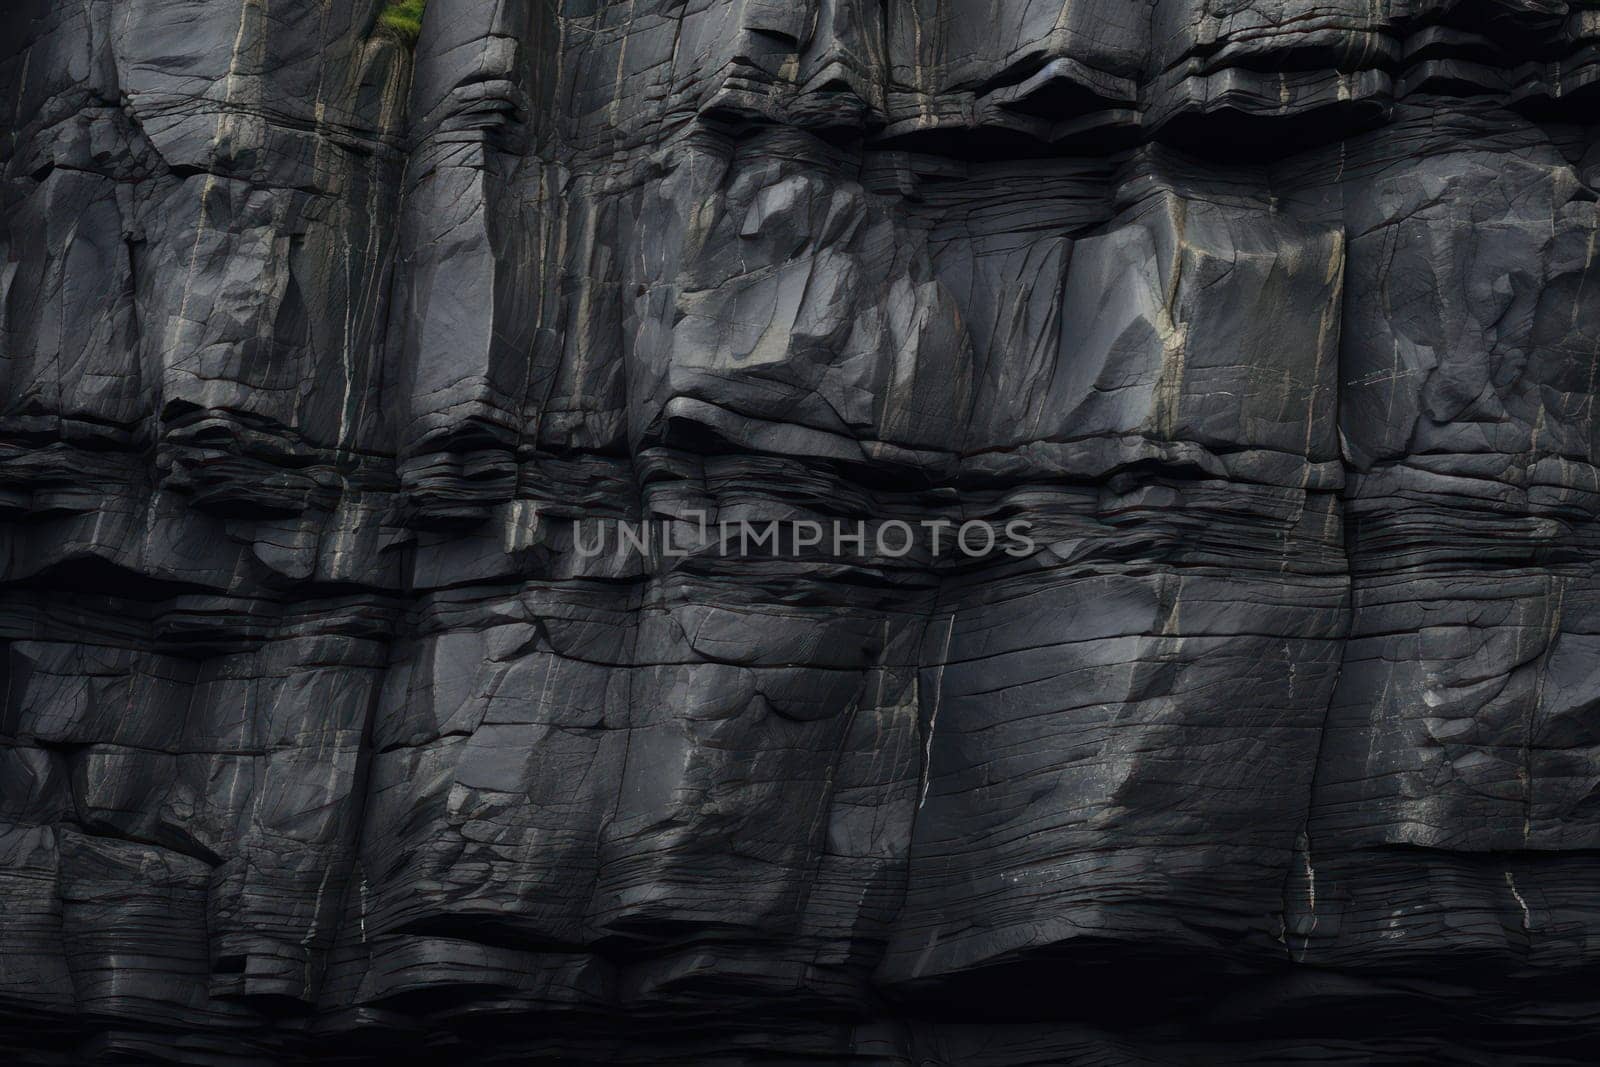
[379,0,428,47]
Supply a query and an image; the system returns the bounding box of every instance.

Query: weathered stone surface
[2,0,1599,1062]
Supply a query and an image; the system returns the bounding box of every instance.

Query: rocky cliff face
[2,1,1599,1063]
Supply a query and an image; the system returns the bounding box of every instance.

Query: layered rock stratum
[3,0,1599,1062]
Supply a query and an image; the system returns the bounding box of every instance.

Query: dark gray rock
[2,0,1599,1062]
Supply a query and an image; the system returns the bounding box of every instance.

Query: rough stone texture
[2,0,1599,1063]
